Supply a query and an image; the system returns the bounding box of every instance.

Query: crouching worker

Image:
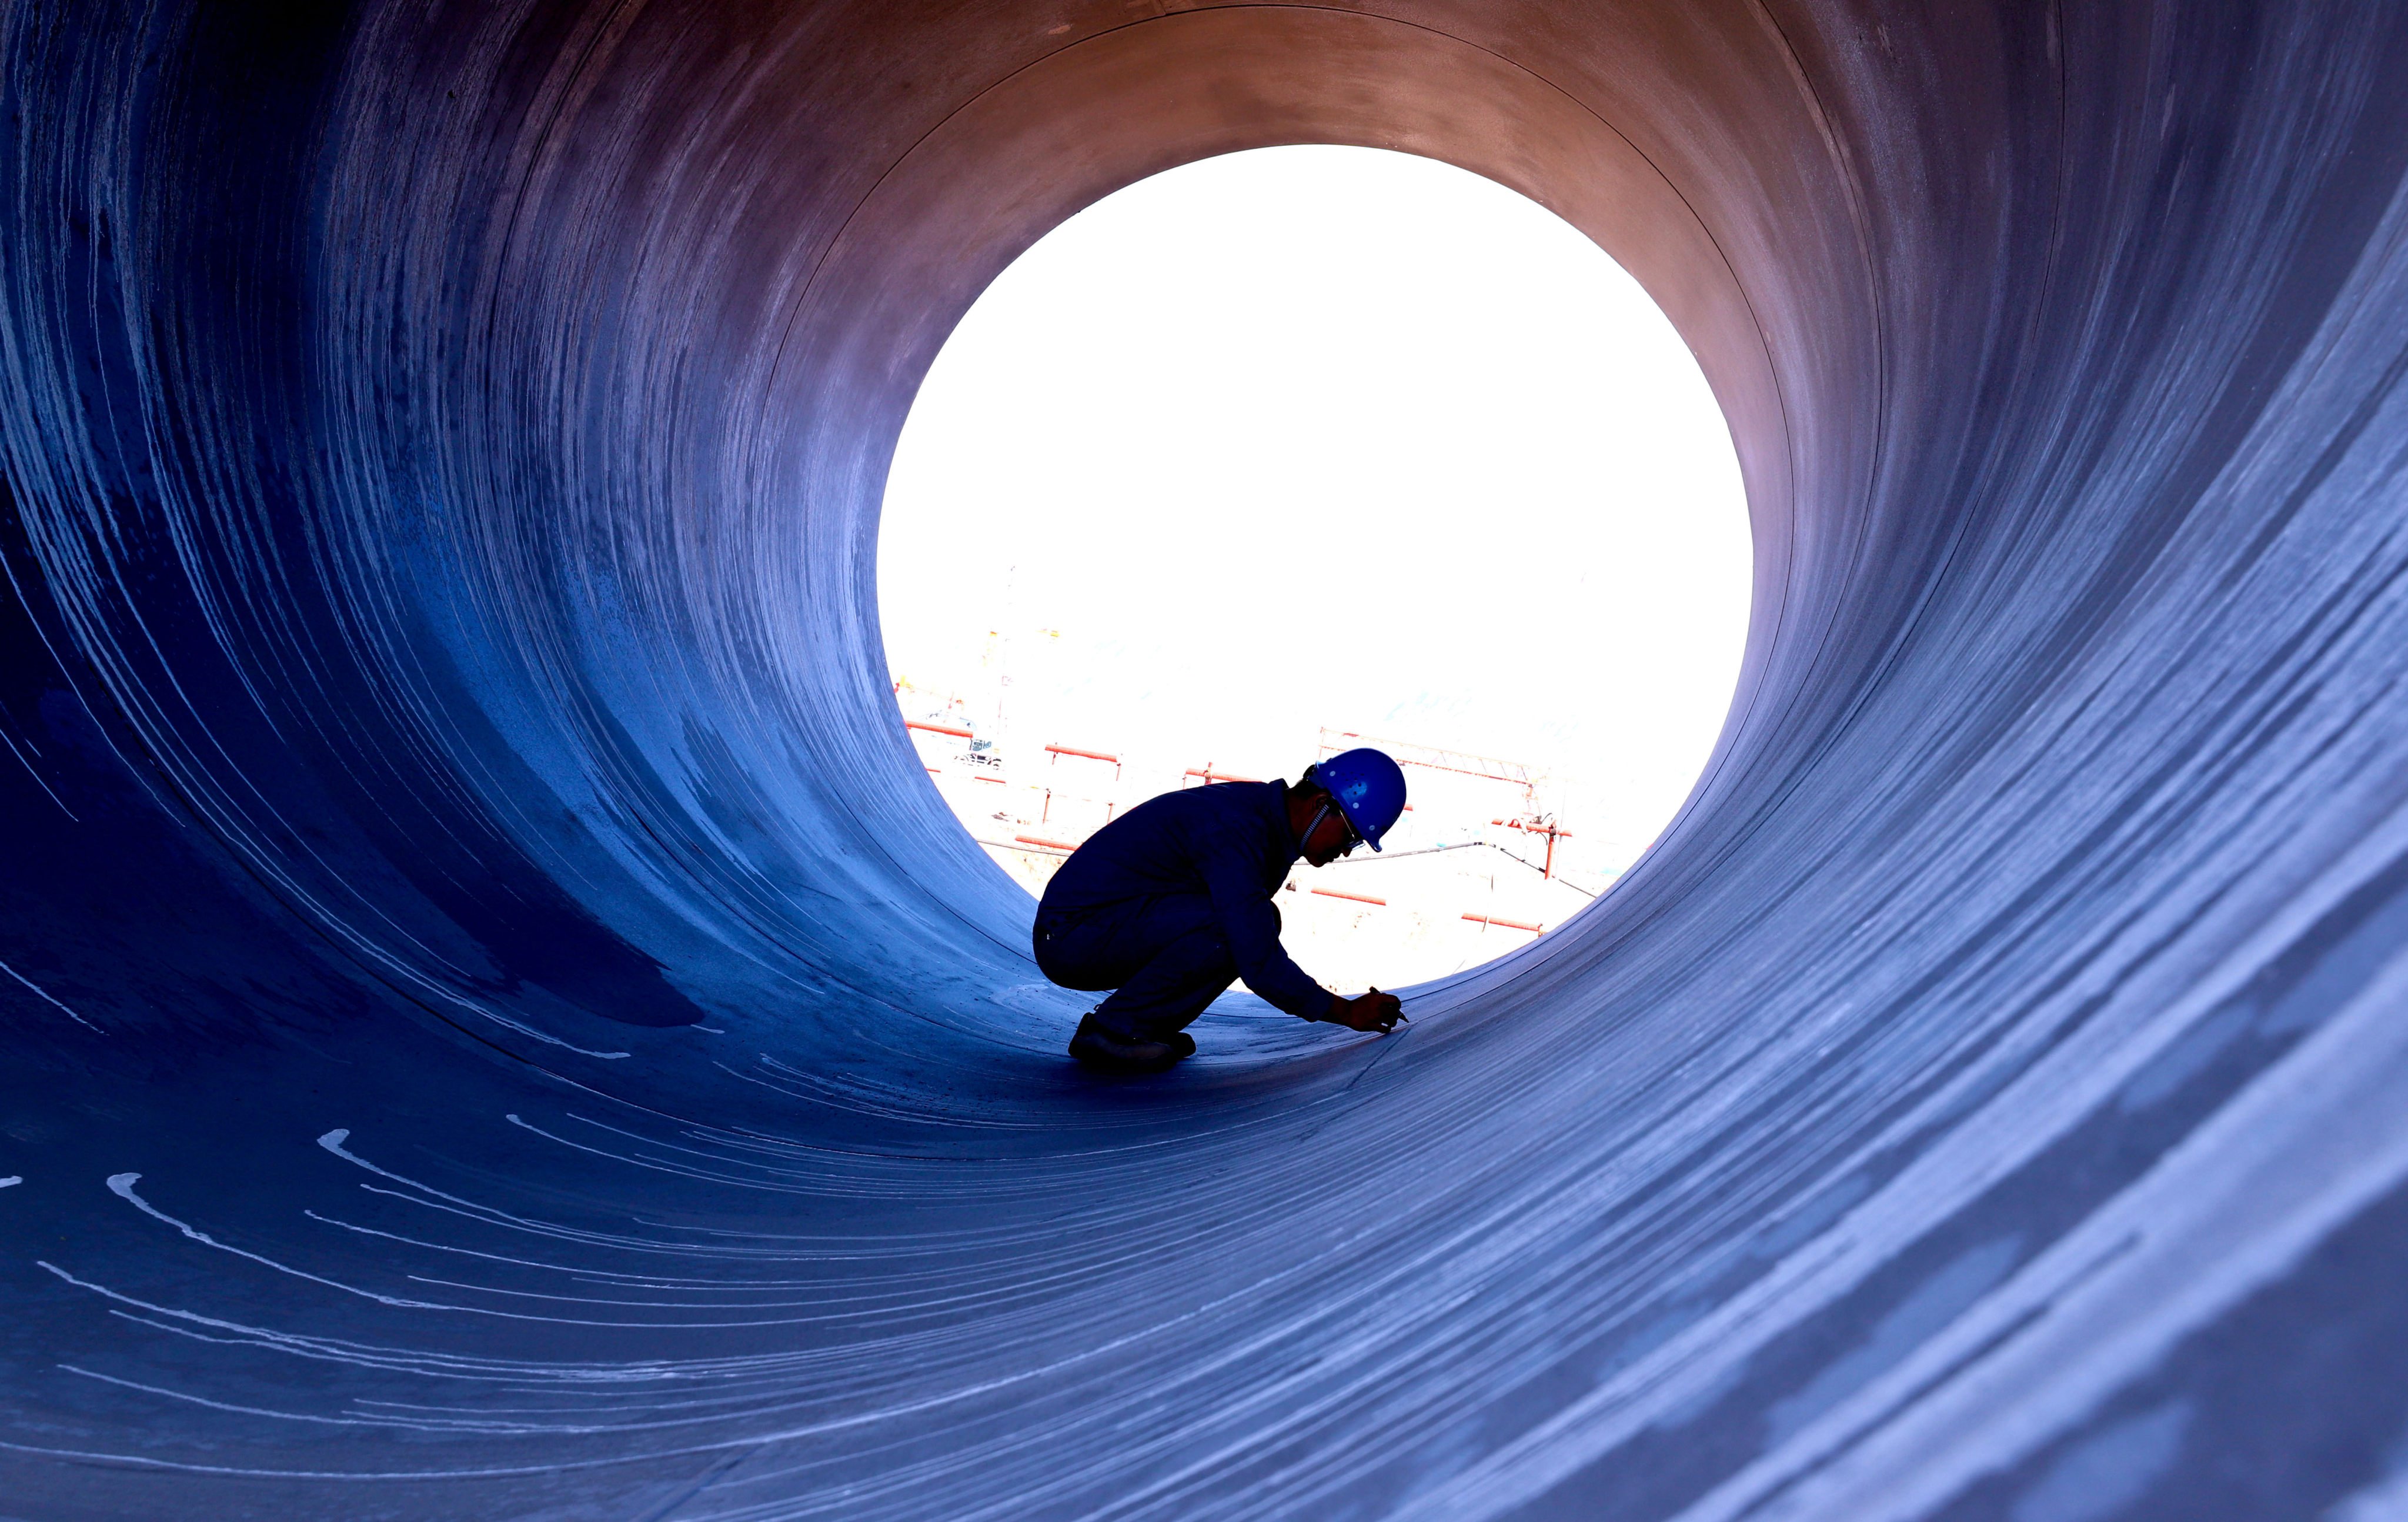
[1033,747,1410,1072]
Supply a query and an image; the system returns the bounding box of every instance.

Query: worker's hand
[1326,989,1405,1033]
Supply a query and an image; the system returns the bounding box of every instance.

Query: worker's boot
[1068,1012,1188,1072]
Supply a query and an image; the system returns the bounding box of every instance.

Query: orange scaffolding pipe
[1463,912,1544,933]
[1312,887,1388,907]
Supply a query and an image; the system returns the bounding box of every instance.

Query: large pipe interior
[5,2,2408,1517]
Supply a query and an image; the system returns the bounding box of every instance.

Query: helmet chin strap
[1301,802,1334,856]
[1301,800,1360,858]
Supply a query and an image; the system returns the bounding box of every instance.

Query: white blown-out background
[878,145,1750,882]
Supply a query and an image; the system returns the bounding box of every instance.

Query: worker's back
[1040,779,1292,916]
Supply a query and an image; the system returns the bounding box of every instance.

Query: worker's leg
[1088,916,1240,1042]
[1034,894,1216,990]
[1036,896,1253,1042]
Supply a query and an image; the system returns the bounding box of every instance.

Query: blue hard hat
[1311,747,1408,852]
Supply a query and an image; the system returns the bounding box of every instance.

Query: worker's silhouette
[1034,748,1409,1072]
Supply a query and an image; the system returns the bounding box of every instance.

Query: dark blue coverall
[1033,780,1332,1040]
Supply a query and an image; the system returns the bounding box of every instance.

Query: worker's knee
[1178,920,1241,985]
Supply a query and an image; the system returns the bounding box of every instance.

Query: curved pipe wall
[5,2,2408,1517]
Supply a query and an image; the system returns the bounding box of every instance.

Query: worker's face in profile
[1300,798,1360,867]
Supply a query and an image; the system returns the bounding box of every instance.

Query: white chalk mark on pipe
[0,956,98,1030]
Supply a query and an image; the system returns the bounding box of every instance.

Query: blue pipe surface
[5,2,2408,1517]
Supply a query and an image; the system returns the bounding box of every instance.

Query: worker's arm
[1197,842,1337,1020]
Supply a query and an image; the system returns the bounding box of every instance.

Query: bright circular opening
[879,146,1749,992]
